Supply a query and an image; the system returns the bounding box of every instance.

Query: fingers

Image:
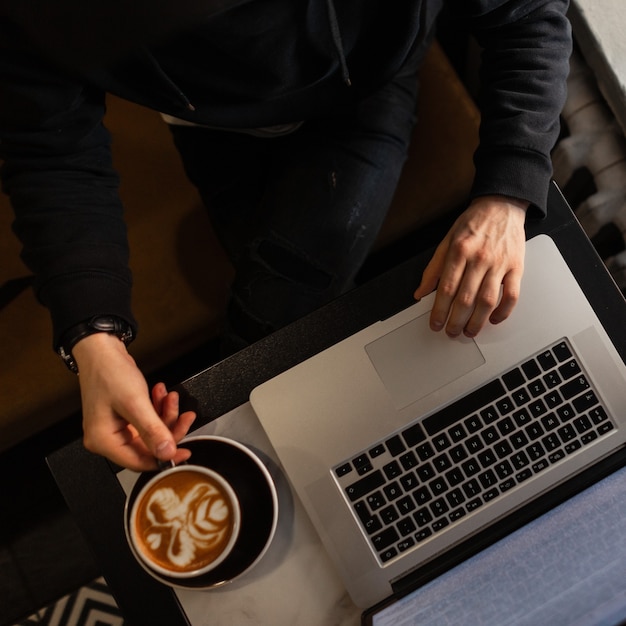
[414,197,526,338]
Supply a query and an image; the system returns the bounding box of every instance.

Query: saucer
[124,435,279,590]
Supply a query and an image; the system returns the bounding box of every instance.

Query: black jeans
[170,53,421,349]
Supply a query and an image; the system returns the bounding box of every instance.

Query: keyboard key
[397,496,416,516]
[433,433,451,451]
[397,516,417,536]
[545,390,562,409]
[400,472,418,491]
[494,460,514,479]
[430,498,449,517]
[372,527,399,551]
[356,462,373,476]
[380,505,400,524]
[522,359,541,379]
[465,415,483,434]
[446,488,466,508]
[537,350,557,370]
[416,463,436,482]
[429,477,448,496]
[559,359,581,380]
[369,444,386,458]
[496,396,515,415]
[525,422,545,440]
[423,379,505,436]
[589,406,609,425]
[573,390,599,413]
[573,415,592,434]
[482,426,500,445]
[397,537,415,552]
[526,442,545,461]
[413,507,433,527]
[478,469,497,489]
[355,502,383,534]
[543,371,562,388]
[513,409,532,428]
[367,491,386,510]
[380,547,398,562]
[449,444,469,463]
[480,405,500,424]
[449,508,466,522]
[462,479,481,498]
[511,451,530,470]
[528,399,548,418]
[383,481,403,501]
[510,431,529,450]
[413,487,432,506]
[449,424,468,442]
[494,440,513,458]
[415,527,433,541]
[346,470,385,501]
[416,442,435,461]
[542,433,560,451]
[432,452,452,473]
[561,375,590,400]
[503,367,525,390]
[466,435,485,453]
[541,413,559,431]
[432,518,450,532]
[335,463,352,477]
[383,461,402,479]
[466,497,482,511]
[399,451,418,471]
[499,478,516,492]
[461,458,481,477]
[598,421,615,435]
[497,417,515,436]
[512,388,531,407]
[402,422,426,447]
[386,435,406,456]
[528,379,547,397]
[553,341,572,362]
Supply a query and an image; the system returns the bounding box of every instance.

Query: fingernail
[156,440,175,458]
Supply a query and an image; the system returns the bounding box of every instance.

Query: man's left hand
[413,195,528,338]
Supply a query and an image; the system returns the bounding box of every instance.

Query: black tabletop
[47,183,626,626]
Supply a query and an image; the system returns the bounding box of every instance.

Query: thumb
[129,402,178,462]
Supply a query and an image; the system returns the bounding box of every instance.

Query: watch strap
[57,315,134,374]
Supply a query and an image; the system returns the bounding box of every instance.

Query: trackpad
[365,312,485,409]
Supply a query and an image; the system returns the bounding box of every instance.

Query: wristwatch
[57,315,135,374]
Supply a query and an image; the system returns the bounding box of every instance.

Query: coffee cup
[127,464,241,579]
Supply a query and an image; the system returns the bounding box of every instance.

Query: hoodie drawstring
[326,0,352,87]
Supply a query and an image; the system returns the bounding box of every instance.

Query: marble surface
[117,403,361,626]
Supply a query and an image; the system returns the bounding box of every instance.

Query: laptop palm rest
[365,312,486,410]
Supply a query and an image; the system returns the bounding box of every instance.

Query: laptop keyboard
[334,339,616,564]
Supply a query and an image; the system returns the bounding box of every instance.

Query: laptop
[249,233,626,610]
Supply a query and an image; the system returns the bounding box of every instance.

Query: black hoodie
[0,0,572,347]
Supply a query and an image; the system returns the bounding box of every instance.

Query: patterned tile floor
[13,578,127,626]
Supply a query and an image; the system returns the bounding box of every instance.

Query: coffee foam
[133,469,235,573]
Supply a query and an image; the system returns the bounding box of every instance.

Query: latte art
[133,469,236,573]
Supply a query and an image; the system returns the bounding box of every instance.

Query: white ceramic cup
[128,464,241,579]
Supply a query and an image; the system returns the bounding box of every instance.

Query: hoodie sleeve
[0,24,136,350]
[447,0,572,215]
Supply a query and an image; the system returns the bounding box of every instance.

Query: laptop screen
[364,461,626,626]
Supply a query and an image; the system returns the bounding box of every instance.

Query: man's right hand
[73,333,196,471]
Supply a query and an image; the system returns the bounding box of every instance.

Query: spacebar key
[345,470,385,502]
[423,379,506,436]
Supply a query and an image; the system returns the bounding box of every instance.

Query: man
[0,1,572,470]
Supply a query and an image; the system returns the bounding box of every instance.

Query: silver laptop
[249,233,626,609]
